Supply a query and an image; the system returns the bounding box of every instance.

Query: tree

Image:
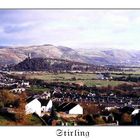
[14,92,27,125]
[83,114,96,125]
[95,117,106,125]
[71,77,76,81]
[50,106,58,120]
[0,101,4,108]
[0,90,17,107]
[120,113,132,125]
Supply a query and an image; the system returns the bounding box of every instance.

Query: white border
[0,2,139,140]
[0,0,140,8]
[0,126,139,140]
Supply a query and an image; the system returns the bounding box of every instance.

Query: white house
[41,92,51,99]
[38,99,53,113]
[58,102,83,115]
[96,73,104,80]
[131,109,140,115]
[11,88,25,93]
[69,104,83,115]
[25,98,53,116]
[21,82,30,88]
[105,106,118,111]
[25,98,41,116]
[96,73,112,80]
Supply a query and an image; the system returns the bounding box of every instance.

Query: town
[0,69,140,126]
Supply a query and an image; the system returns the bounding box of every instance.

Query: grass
[27,73,97,81]
[110,70,140,75]
[27,86,49,94]
[0,114,43,126]
[0,115,8,121]
[25,72,136,87]
[111,73,140,78]
[26,114,43,126]
[58,79,130,87]
[0,115,16,125]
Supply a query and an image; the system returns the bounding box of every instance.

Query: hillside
[0,44,140,66]
[12,57,96,72]
[76,48,140,66]
[0,44,87,66]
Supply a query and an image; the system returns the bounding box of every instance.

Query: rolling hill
[0,44,87,66]
[76,48,140,66]
[12,57,96,71]
[0,44,140,66]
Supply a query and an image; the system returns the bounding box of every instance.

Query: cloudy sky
[0,10,140,50]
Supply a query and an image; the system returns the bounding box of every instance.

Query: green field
[58,79,127,87]
[25,72,136,87]
[26,73,97,81]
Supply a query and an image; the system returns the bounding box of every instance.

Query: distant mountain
[0,44,140,66]
[0,44,87,66]
[76,48,140,66]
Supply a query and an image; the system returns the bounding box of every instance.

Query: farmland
[25,72,138,87]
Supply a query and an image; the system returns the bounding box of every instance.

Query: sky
[0,10,140,50]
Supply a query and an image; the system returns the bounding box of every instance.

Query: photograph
[0,9,140,126]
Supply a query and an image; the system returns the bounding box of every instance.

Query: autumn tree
[0,90,18,107]
[14,92,28,125]
[95,116,106,125]
[120,113,132,125]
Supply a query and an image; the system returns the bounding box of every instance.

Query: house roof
[57,102,68,111]
[120,106,134,114]
[26,96,36,103]
[38,99,50,106]
[101,110,111,116]
[58,102,78,112]
[132,109,140,115]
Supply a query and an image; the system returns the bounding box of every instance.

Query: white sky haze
[0,10,140,50]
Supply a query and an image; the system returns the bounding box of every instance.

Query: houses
[25,95,84,117]
[0,72,31,90]
[101,111,115,124]
[11,88,26,93]
[96,73,105,80]
[25,97,53,116]
[105,106,118,111]
[132,109,140,115]
[96,72,113,80]
[41,92,51,99]
[21,81,30,88]
[69,104,83,114]
[25,98,41,116]
[38,99,53,113]
[57,102,83,115]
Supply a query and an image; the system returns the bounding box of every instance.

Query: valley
[0,44,140,126]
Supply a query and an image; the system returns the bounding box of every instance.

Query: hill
[12,57,97,72]
[0,44,87,66]
[76,48,140,66]
[0,44,140,66]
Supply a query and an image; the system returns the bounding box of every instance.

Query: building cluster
[24,92,140,126]
[25,94,83,117]
[0,72,30,92]
[1,72,140,125]
[96,72,113,80]
[0,72,18,88]
[51,88,140,108]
